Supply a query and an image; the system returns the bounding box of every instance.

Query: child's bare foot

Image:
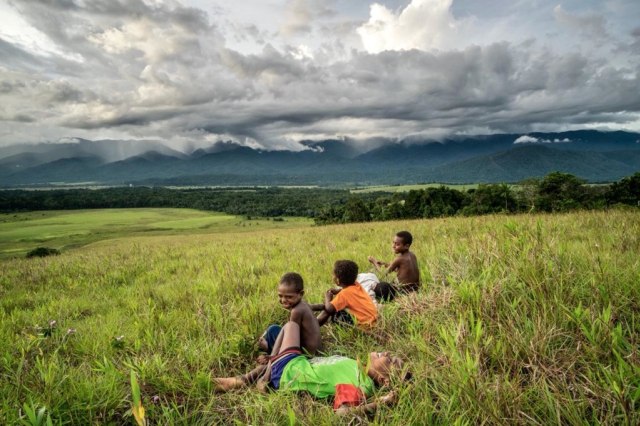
[213,377,244,392]
[256,354,270,365]
[258,337,268,352]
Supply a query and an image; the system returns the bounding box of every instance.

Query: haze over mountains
[1,130,639,187]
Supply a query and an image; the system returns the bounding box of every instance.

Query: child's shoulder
[340,283,359,292]
[342,283,367,297]
[291,300,313,314]
[402,250,417,260]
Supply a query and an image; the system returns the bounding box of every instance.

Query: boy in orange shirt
[313,260,378,327]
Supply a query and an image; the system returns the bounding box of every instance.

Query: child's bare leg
[255,321,301,391]
[269,327,285,356]
[213,364,268,392]
[242,364,269,383]
[215,323,301,393]
[271,321,301,355]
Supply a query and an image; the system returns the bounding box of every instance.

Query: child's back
[394,250,420,291]
[317,260,378,327]
[330,282,377,326]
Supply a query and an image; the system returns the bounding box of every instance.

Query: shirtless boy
[258,272,321,357]
[368,230,420,301]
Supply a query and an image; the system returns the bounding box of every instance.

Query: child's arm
[368,256,389,272]
[385,257,402,274]
[335,390,397,416]
[323,289,337,315]
[310,287,341,312]
[309,303,325,311]
[255,364,272,394]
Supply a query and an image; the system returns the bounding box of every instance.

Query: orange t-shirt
[331,283,378,326]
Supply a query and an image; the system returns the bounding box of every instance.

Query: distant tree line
[0,187,359,218]
[314,171,640,224]
[1,172,638,224]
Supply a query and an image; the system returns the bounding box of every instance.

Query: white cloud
[514,135,572,144]
[357,0,463,53]
[279,0,334,36]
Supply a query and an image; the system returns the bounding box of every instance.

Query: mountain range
[1,131,639,187]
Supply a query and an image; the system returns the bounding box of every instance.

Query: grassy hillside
[0,209,311,259]
[1,210,639,424]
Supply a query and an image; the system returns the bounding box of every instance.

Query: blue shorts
[263,324,282,354]
[269,347,302,389]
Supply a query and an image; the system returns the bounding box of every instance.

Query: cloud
[279,0,335,37]
[0,0,639,149]
[357,0,463,53]
[553,5,609,41]
[514,135,571,144]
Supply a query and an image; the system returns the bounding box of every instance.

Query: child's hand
[256,354,270,365]
[368,256,376,264]
[256,378,269,394]
[335,405,350,416]
[379,390,397,405]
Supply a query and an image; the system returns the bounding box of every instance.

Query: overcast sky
[1,0,639,151]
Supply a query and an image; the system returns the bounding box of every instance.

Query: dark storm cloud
[1,0,639,148]
[61,107,184,129]
[189,43,640,142]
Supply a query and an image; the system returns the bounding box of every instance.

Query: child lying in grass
[214,321,407,415]
[258,272,321,357]
[311,260,378,327]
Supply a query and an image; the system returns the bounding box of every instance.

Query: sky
[1,0,639,151]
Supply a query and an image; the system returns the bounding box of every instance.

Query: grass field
[0,209,311,259]
[1,209,639,424]
[351,183,480,193]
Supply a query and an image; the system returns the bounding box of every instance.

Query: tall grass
[1,210,639,424]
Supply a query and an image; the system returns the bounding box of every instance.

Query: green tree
[536,172,587,212]
[606,172,640,206]
[422,187,464,218]
[342,197,371,223]
[461,184,516,215]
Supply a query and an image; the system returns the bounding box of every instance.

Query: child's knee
[282,321,300,333]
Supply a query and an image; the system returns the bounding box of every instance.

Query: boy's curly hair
[333,260,358,285]
[280,272,304,293]
[396,230,413,246]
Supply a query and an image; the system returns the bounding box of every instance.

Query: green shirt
[279,355,375,398]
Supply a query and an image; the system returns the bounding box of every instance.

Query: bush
[26,247,60,258]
